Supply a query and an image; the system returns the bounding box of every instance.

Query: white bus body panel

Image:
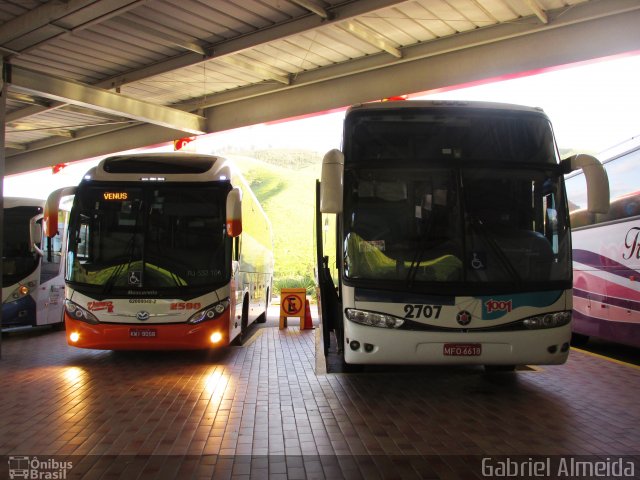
[35,278,65,326]
[341,286,571,365]
[2,197,66,328]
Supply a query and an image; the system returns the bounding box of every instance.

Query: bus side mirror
[226,187,243,237]
[562,154,610,214]
[44,186,76,238]
[320,149,344,214]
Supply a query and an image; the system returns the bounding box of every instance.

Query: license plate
[443,343,481,356]
[129,328,157,338]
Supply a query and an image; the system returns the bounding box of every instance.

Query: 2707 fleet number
[403,304,442,319]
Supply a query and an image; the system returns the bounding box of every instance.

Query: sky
[3,51,640,199]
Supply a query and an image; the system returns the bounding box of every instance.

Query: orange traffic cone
[303,299,314,330]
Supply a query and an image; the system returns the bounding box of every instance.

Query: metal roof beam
[97,0,407,89]
[7,65,206,135]
[189,0,640,113]
[5,0,640,173]
[217,57,290,85]
[0,0,143,53]
[202,7,640,132]
[0,0,96,45]
[111,18,207,55]
[5,142,27,151]
[7,92,50,107]
[58,104,130,122]
[4,0,406,124]
[10,123,75,138]
[338,20,402,58]
[526,0,549,24]
[289,0,331,19]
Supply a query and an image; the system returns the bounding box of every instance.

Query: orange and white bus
[45,153,273,349]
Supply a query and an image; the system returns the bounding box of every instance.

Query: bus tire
[256,289,269,324]
[239,297,250,345]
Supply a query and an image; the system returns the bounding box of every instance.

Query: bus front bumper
[1,296,36,328]
[343,321,572,366]
[64,314,230,350]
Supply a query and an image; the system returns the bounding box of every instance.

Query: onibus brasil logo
[8,456,73,479]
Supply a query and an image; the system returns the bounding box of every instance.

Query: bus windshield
[66,182,231,295]
[343,165,570,290]
[2,206,41,288]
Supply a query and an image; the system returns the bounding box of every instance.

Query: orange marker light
[210,332,223,344]
[69,332,80,343]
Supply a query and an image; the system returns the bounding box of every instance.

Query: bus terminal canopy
[2,0,640,175]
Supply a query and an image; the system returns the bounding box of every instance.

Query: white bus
[44,153,274,350]
[2,197,66,330]
[316,100,609,369]
[565,136,640,348]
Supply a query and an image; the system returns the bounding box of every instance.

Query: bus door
[34,213,67,326]
[315,180,342,356]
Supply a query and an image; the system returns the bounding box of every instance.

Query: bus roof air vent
[102,154,217,175]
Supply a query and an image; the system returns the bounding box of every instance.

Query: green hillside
[228,153,322,295]
[227,148,322,170]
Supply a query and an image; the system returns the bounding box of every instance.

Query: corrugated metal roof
[2,0,639,171]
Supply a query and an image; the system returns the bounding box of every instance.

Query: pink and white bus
[566,136,640,348]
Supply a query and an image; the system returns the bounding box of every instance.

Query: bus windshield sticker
[470,252,486,270]
[480,291,563,320]
[128,271,141,285]
[88,301,114,312]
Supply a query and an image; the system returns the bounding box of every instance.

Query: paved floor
[0,307,638,479]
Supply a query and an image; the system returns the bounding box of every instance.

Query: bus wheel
[235,299,250,345]
[484,365,516,373]
[570,333,589,347]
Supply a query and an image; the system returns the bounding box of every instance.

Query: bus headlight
[5,282,35,302]
[188,298,230,324]
[64,300,99,324]
[522,311,571,330]
[346,308,404,329]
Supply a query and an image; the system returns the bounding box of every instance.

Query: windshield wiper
[102,262,127,294]
[103,202,144,293]
[468,215,521,284]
